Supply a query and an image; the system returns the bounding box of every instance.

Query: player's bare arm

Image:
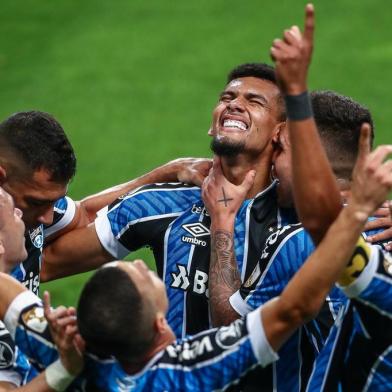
[271,3,341,244]
[45,158,212,243]
[79,158,212,222]
[41,223,113,282]
[262,131,392,351]
[202,156,255,326]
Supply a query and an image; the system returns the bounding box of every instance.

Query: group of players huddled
[0,4,391,391]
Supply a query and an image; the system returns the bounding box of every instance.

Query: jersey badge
[29,226,43,248]
[21,306,47,334]
[215,319,244,349]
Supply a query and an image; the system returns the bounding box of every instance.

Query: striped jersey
[307,244,392,391]
[228,223,346,392]
[4,291,279,391]
[95,181,296,338]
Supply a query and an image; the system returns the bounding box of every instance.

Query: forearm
[263,203,366,351]
[41,224,113,282]
[80,160,185,221]
[288,112,341,244]
[283,204,364,313]
[209,216,242,326]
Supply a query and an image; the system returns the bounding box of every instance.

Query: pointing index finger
[303,3,315,44]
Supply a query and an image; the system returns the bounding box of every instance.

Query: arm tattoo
[209,229,242,326]
[217,187,234,207]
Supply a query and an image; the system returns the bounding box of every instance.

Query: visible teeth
[223,119,247,130]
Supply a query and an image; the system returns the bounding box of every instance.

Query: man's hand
[270,3,314,95]
[171,158,212,186]
[43,292,84,376]
[203,157,254,326]
[202,156,255,223]
[349,124,392,221]
[364,201,392,250]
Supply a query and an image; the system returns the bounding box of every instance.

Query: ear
[154,312,168,335]
[272,121,286,144]
[0,166,6,185]
[208,127,213,136]
[272,123,286,163]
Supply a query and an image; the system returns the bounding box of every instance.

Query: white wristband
[45,359,75,391]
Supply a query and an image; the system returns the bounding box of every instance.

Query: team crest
[21,307,47,333]
[29,227,43,248]
[0,341,14,369]
[215,319,243,349]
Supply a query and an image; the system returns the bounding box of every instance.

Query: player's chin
[210,137,245,157]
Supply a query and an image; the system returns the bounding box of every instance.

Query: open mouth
[221,119,248,131]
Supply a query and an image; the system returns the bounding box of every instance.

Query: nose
[38,206,55,226]
[227,96,246,112]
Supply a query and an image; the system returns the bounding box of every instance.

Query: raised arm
[45,158,211,244]
[79,158,211,222]
[202,157,255,326]
[271,4,341,244]
[262,130,392,351]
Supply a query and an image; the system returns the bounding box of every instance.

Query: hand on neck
[219,154,272,198]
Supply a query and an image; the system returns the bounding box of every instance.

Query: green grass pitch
[0,0,390,306]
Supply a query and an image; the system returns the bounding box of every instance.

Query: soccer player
[42,62,304,333]
[0,110,210,388]
[0,141,391,390]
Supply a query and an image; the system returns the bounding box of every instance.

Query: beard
[210,137,246,157]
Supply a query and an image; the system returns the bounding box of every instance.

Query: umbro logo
[182,223,210,237]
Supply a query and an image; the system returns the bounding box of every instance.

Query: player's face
[0,188,27,272]
[209,77,282,157]
[272,126,294,208]
[118,260,168,314]
[3,168,67,229]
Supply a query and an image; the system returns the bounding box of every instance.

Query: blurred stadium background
[0,0,390,306]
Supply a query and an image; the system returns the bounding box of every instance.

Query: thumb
[241,170,256,192]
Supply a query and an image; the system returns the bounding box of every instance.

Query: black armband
[284,91,313,121]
